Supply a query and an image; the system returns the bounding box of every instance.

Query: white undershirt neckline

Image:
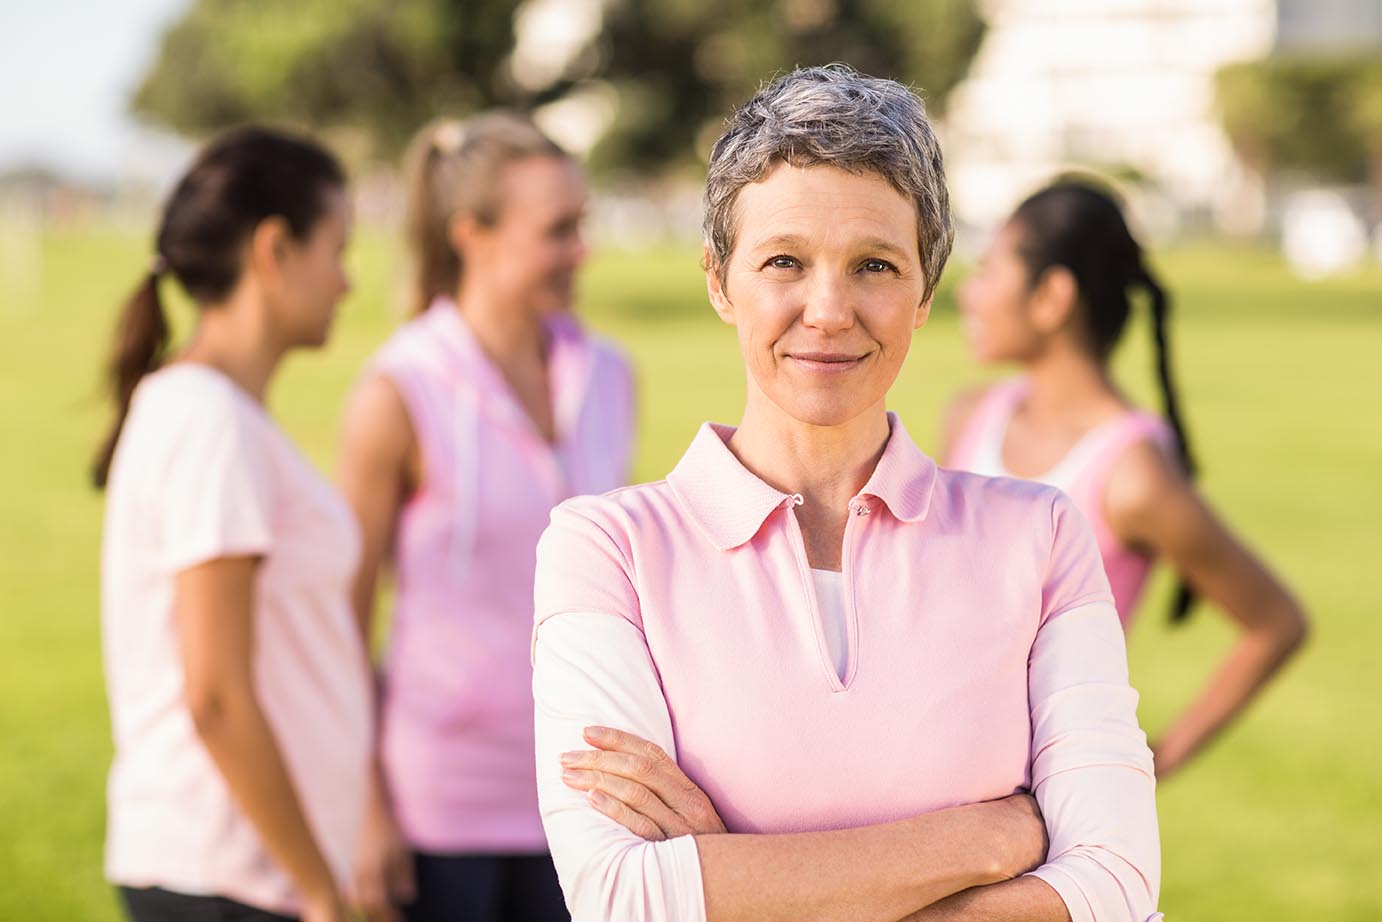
[809,568,848,683]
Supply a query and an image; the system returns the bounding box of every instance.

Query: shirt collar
[667,411,938,551]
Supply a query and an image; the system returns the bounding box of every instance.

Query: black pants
[119,887,296,922]
[406,853,568,922]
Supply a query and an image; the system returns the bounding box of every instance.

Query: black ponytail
[1138,267,1199,622]
[1013,179,1199,623]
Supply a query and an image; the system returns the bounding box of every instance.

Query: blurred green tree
[133,0,985,171]
[587,0,986,173]
[1345,62,1382,219]
[133,0,531,160]
[1216,54,1382,213]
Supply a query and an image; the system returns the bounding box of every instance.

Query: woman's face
[464,155,588,316]
[958,220,1043,364]
[276,185,353,348]
[709,163,930,429]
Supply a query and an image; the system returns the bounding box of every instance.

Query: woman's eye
[767,255,798,270]
[862,258,895,274]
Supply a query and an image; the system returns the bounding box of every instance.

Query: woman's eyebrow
[854,237,914,262]
[749,233,810,253]
[748,233,913,261]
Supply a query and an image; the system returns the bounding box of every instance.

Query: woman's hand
[351,781,416,922]
[983,792,1048,881]
[300,889,352,922]
[561,725,727,841]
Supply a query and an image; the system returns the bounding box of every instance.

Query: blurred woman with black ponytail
[944,179,1308,779]
[96,127,369,922]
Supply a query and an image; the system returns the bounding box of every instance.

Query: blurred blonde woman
[338,112,636,921]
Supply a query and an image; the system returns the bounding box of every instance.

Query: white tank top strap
[952,378,1028,476]
[953,376,1177,493]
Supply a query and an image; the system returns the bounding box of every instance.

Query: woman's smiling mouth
[785,350,870,375]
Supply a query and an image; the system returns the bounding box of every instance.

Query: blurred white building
[942,0,1382,236]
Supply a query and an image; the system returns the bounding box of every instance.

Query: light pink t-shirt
[532,414,1161,922]
[101,363,372,915]
[947,377,1179,625]
[368,300,635,852]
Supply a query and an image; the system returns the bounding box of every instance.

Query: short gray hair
[703,64,953,303]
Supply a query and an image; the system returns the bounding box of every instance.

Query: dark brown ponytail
[91,267,170,486]
[1013,179,1200,623]
[90,126,345,488]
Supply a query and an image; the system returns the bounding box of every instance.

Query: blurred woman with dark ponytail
[943,179,1308,779]
[96,127,369,922]
[337,112,634,921]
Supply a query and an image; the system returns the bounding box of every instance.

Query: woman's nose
[800,271,854,332]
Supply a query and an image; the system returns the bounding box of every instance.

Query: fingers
[386,848,417,905]
[583,725,669,762]
[354,843,413,922]
[353,864,385,917]
[566,731,697,807]
[566,726,728,835]
[564,766,693,839]
[586,787,670,841]
[563,747,661,787]
[362,902,401,922]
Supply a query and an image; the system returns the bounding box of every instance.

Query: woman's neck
[453,279,558,442]
[178,296,285,404]
[1021,337,1123,427]
[729,390,890,569]
[454,279,547,368]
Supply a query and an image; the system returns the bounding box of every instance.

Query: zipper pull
[790,493,804,507]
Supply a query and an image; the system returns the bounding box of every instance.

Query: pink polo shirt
[532,414,1161,922]
[102,364,372,915]
[368,299,635,853]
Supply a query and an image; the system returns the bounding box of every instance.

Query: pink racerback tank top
[947,377,1178,626]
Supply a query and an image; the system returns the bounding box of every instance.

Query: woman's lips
[786,351,868,374]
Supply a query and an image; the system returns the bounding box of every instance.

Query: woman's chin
[771,394,882,430]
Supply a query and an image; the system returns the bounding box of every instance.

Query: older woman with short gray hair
[531,65,1161,922]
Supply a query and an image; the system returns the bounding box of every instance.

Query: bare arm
[900,876,1069,921]
[175,557,347,922]
[694,804,1044,922]
[337,373,419,920]
[338,373,417,644]
[1106,442,1309,777]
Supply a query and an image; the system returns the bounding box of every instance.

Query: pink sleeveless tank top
[947,377,1177,627]
[367,298,635,852]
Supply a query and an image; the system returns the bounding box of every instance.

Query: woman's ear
[914,290,934,330]
[448,212,485,262]
[704,245,735,325]
[248,215,291,288]
[1029,265,1079,335]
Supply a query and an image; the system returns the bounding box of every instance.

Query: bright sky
[0,0,192,183]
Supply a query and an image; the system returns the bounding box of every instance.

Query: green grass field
[2,224,1379,920]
